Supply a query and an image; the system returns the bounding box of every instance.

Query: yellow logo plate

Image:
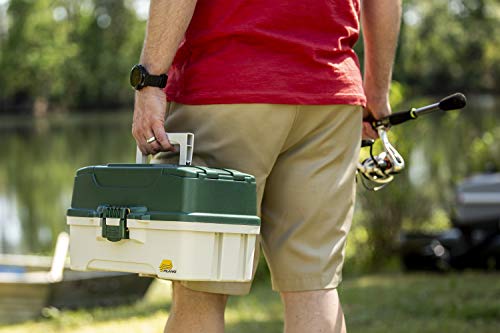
[159,259,177,273]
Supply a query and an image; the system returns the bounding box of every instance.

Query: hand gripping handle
[136,132,194,166]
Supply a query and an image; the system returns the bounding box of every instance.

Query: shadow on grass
[41,297,172,327]
[226,319,283,333]
[0,281,174,330]
[0,298,172,332]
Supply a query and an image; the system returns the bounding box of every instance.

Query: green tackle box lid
[67,164,260,226]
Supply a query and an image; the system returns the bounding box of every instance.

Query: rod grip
[386,110,416,126]
[373,109,415,127]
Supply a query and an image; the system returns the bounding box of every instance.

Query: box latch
[99,206,131,242]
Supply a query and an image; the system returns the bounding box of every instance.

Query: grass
[0,272,498,333]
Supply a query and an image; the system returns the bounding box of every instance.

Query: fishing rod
[358,93,467,191]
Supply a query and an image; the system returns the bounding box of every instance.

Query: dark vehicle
[401,173,500,271]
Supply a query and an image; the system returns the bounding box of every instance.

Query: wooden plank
[0,254,54,268]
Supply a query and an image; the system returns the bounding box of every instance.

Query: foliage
[0,0,145,112]
[394,0,500,95]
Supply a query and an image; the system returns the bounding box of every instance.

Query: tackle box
[67,133,260,282]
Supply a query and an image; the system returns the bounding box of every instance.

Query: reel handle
[361,139,375,147]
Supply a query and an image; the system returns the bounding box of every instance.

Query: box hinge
[191,166,220,179]
[98,206,131,242]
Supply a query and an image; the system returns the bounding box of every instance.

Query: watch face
[130,65,144,88]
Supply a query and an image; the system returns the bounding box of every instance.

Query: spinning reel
[358,93,467,191]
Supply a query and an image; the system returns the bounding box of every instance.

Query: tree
[0,0,145,113]
[394,0,500,95]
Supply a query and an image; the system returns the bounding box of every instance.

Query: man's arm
[133,0,198,155]
[361,0,402,139]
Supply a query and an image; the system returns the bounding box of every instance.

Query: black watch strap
[144,73,168,88]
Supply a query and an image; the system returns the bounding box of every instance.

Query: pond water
[0,112,135,254]
[0,96,498,255]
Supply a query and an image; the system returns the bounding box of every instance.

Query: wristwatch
[129,64,167,90]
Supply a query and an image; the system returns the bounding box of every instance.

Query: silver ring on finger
[146,136,157,144]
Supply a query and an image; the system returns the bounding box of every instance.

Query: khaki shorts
[153,102,362,295]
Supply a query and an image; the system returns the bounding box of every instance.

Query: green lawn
[1,272,498,333]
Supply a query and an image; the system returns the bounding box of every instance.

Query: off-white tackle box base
[67,216,259,282]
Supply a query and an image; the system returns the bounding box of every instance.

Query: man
[132,0,401,332]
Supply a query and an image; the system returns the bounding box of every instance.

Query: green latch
[99,206,131,242]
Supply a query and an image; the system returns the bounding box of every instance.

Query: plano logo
[159,259,177,273]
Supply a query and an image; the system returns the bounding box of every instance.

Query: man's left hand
[132,87,176,155]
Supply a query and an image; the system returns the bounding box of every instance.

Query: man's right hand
[362,93,392,140]
[361,0,401,140]
[132,87,176,155]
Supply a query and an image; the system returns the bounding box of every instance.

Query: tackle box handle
[136,132,194,166]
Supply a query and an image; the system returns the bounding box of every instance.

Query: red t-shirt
[166,0,366,106]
